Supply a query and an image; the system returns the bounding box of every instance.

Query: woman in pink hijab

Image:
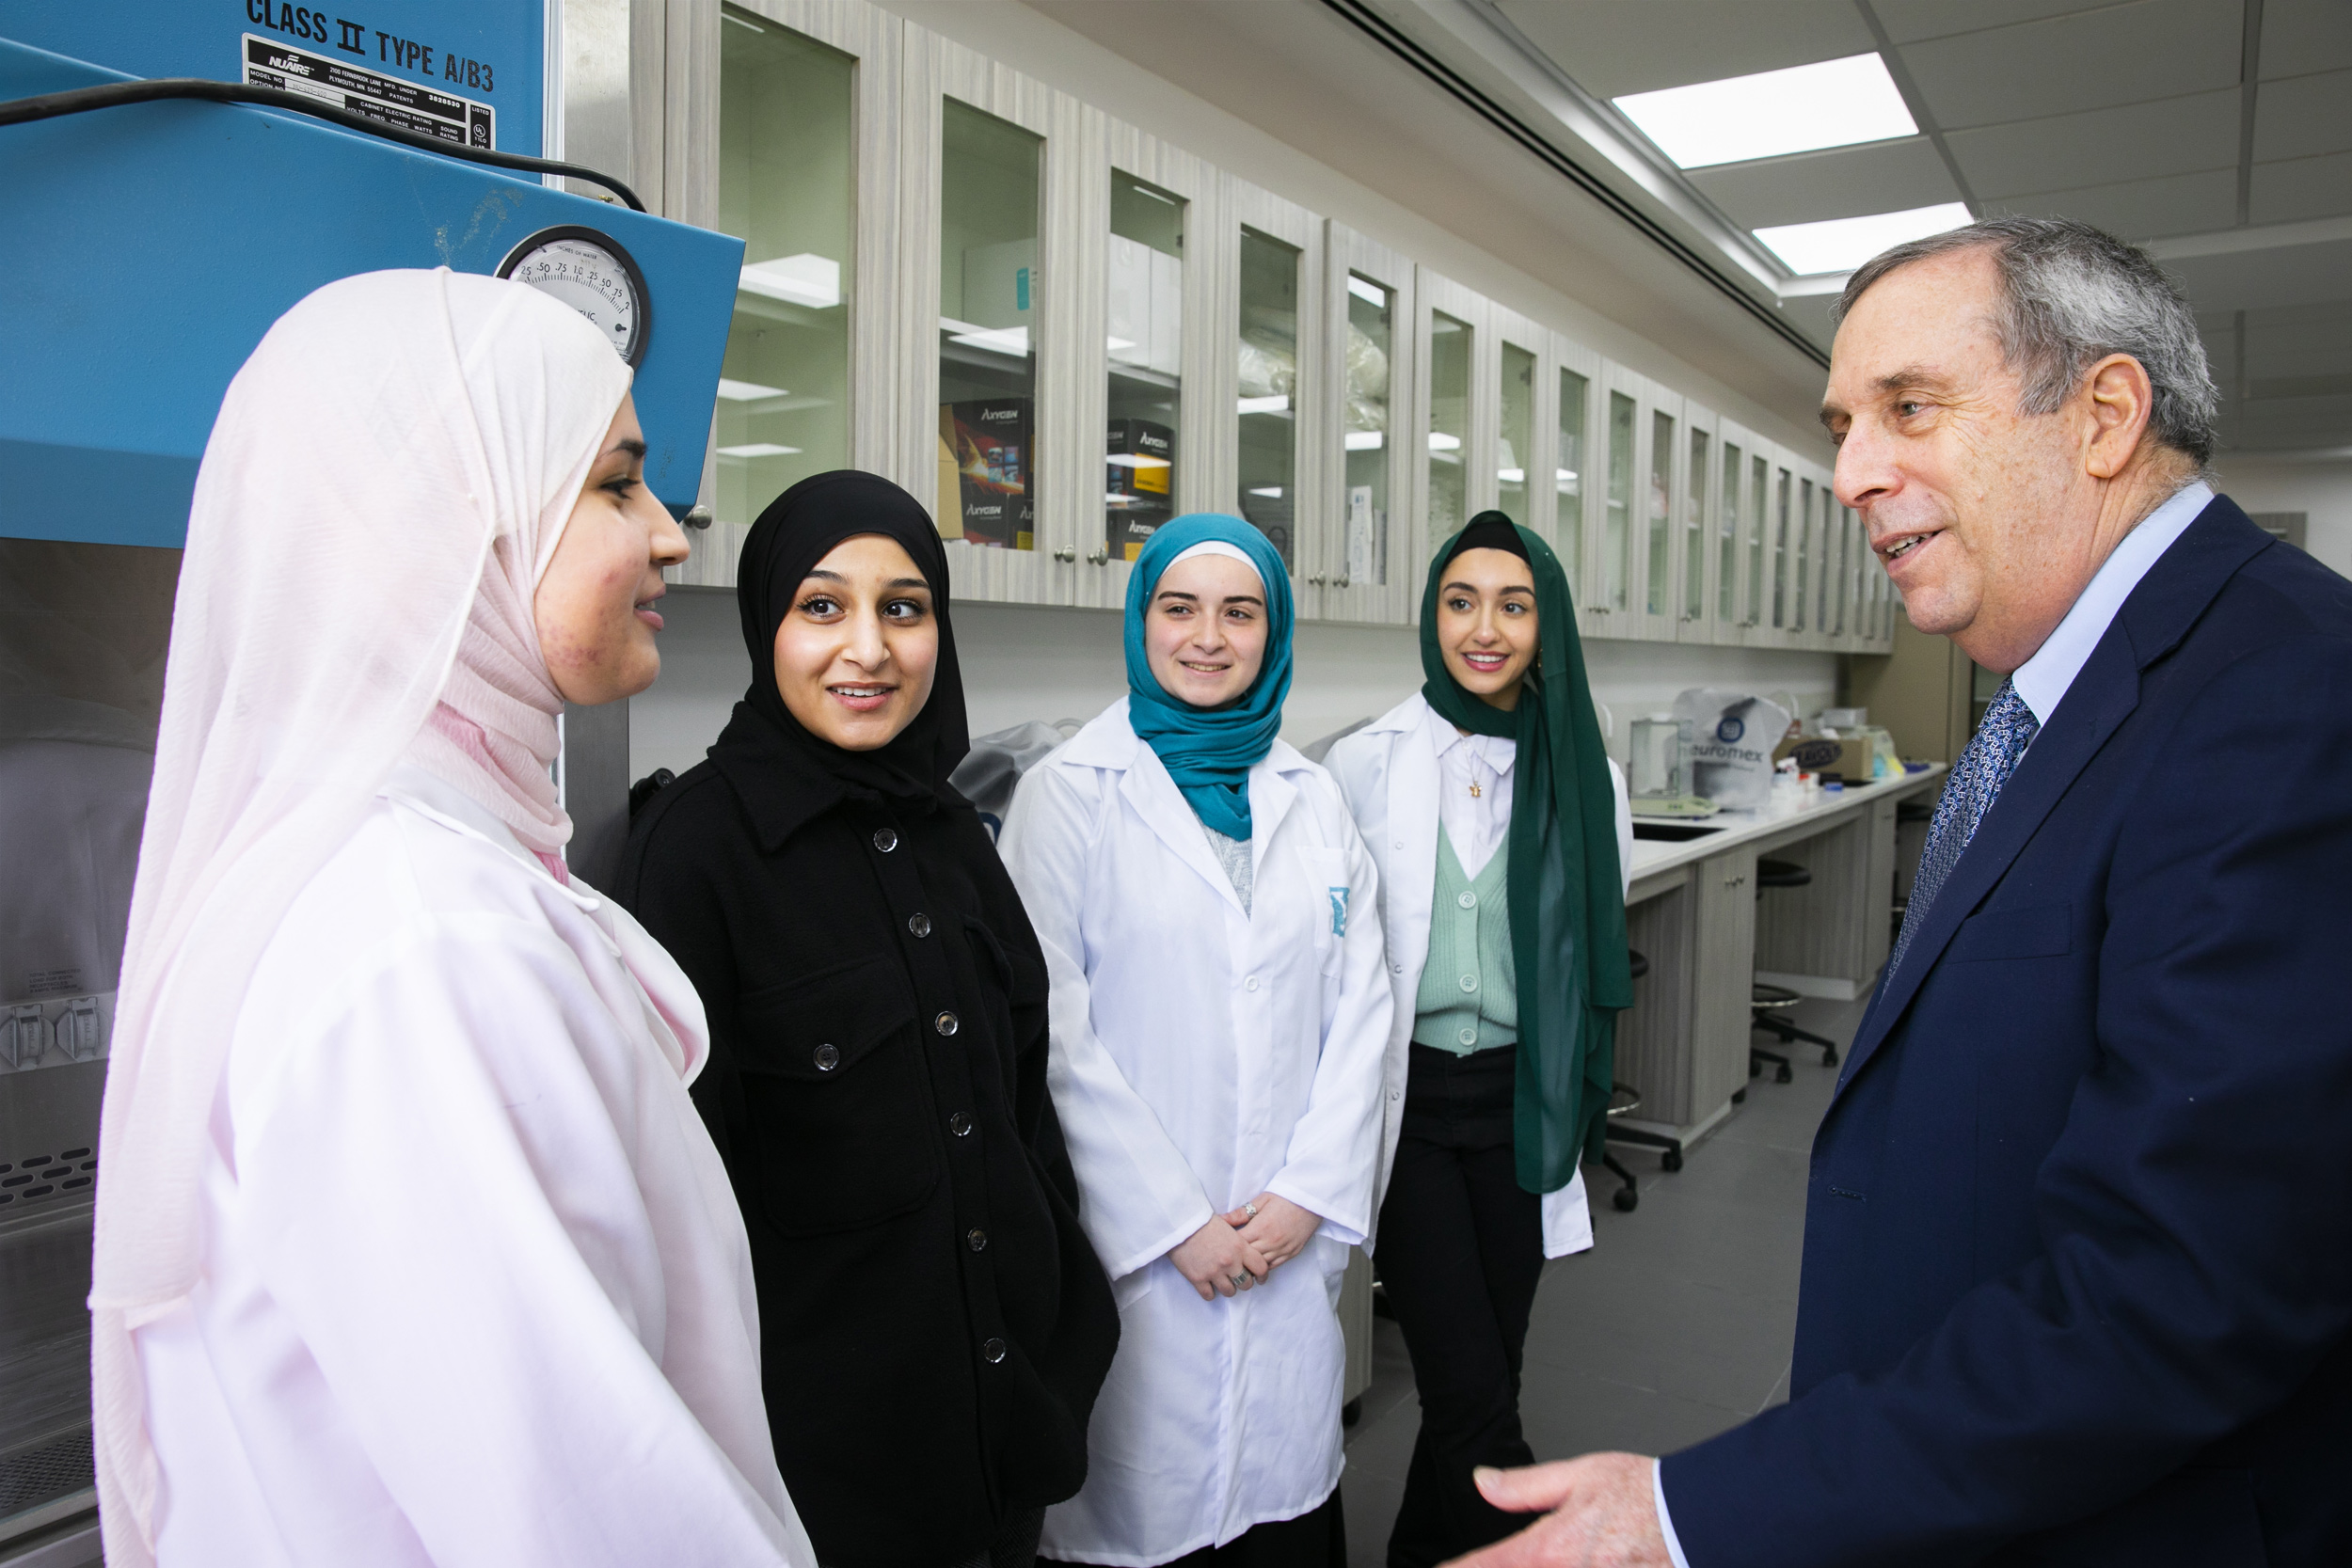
[90,268,815,1568]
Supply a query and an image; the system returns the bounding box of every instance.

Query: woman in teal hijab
[1001,513,1395,1568]
[1323,512,1634,1568]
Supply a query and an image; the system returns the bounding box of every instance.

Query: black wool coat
[615,750,1118,1568]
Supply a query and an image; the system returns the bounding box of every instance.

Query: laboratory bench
[1611,765,1947,1153]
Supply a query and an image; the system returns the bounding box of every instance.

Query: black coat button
[982,1337,1007,1364]
[813,1043,840,1072]
[967,1227,988,1251]
[908,912,932,938]
[873,827,898,852]
[935,1010,960,1036]
[949,1112,972,1136]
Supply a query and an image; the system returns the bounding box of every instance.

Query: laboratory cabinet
[647,0,1897,654]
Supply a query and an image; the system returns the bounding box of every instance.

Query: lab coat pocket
[735,956,940,1236]
[1297,847,1354,978]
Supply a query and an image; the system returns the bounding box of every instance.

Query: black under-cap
[1443,510,1532,565]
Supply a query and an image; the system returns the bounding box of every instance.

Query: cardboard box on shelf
[934,427,963,540]
[941,399,1033,550]
[1106,417,1174,561]
[1772,735,1876,784]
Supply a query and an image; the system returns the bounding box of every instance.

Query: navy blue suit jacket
[1661,496,2352,1567]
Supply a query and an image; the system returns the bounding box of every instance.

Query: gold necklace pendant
[1469,780,1482,798]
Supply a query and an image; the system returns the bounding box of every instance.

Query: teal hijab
[1422,513,1633,1191]
[1124,514,1295,839]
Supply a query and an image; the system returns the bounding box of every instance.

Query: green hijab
[1420,512,1633,1192]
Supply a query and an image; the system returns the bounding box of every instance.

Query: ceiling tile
[1687,138,1959,227]
[1868,0,2125,46]
[1898,0,2243,130]
[1985,166,2237,239]
[2254,70,2352,163]
[1491,0,1874,100]
[2243,301,2352,381]
[1946,87,2239,196]
[2260,0,2352,79]
[2162,235,2352,314]
[2250,150,2352,224]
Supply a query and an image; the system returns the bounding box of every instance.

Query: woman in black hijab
[616,471,1118,1568]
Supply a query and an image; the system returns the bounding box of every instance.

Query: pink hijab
[92,268,633,1564]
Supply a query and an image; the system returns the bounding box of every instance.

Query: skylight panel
[1752,202,1973,276]
[1613,53,1916,169]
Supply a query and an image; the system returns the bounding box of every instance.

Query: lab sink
[1631,819,1728,842]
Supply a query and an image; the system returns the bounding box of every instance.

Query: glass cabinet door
[1718,436,1741,630]
[1683,422,1708,629]
[1772,466,1792,631]
[1427,309,1472,544]
[1106,169,1184,562]
[937,97,1042,553]
[1794,477,1814,635]
[715,10,854,541]
[1604,388,1636,616]
[1344,271,1395,594]
[1498,341,1534,529]
[1557,365,1588,598]
[1747,452,1768,632]
[1645,406,1676,623]
[1238,226,1303,569]
[1316,222,1402,622]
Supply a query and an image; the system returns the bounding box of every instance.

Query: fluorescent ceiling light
[1753,201,1972,276]
[1556,468,1579,482]
[739,253,841,308]
[1237,395,1290,415]
[1105,336,1137,352]
[1344,431,1384,451]
[1497,467,1525,484]
[718,443,801,459]
[1613,53,1916,170]
[1248,486,1284,498]
[1427,433,1461,451]
[1346,276,1386,306]
[716,378,786,402]
[1106,453,1172,469]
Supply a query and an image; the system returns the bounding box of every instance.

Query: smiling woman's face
[1435,546,1538,710]
[772,533,939,751]
[1144,552,1268,708]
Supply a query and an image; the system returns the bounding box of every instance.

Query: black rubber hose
[0,77,645,212]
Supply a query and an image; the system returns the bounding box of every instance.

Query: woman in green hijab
[1324,512,1633,1568]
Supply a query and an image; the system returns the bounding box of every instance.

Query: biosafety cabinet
[654,0,1888,654]
[0,3,743,1553]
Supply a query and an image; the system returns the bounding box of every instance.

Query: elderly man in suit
[1453,215,2352,1568]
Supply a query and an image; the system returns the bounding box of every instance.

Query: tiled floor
[1340,994,1867,1568]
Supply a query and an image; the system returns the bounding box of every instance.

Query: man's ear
[2082,354,2155,481]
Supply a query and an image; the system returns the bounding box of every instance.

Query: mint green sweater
[1410,825,1517,1053]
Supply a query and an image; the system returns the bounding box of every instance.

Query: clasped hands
[1168,1192,1322,1301]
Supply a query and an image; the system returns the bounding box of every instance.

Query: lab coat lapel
[1248,752,1301,879]
[1385,709,1440,963]
[1120,744,1251,914]
[1835,498,2269,1100]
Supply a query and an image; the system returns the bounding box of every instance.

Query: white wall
[631,588,1838,782]
[2208,455,2352,580]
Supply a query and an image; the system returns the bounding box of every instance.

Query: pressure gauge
[496,226,651,368]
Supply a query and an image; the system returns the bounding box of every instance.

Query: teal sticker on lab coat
[1328,886,1349,937]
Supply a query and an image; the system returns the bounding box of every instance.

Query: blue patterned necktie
[1887,678,2041,981]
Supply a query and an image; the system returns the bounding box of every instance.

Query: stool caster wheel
[1775,1063,1794,1085]
[1822,1047,1840,1067]
[1661,1149,1684,1172]
[1613,1187,1639,1212]
[1732,1087,1746,1104]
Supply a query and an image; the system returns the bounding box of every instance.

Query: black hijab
[709,470,971,827]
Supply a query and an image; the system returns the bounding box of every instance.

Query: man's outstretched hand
[1444,1454,1672,1568]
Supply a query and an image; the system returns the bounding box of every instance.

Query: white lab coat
[1323,692,1635,1258]
[1000,699,1394,1567]
[133,766,814,1568]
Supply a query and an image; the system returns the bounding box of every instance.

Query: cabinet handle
[1335,575,1351,588]
[1087,548,1110,566]
[1308,575,1327,586]
[683,506,714,531]
[1053,548,1076,563]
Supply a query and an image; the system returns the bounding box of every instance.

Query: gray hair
[1833,215,2218,467]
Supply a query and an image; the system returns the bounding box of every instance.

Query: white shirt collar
[2010,481,2212,727]
[1423,704,1518,774]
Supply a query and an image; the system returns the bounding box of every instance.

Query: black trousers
[1052,1491,1344,1568]
[1378,1044,1546,1568]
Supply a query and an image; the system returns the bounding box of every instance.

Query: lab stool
[1752,858,1840,1083]
[1599,948,1681,1212]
